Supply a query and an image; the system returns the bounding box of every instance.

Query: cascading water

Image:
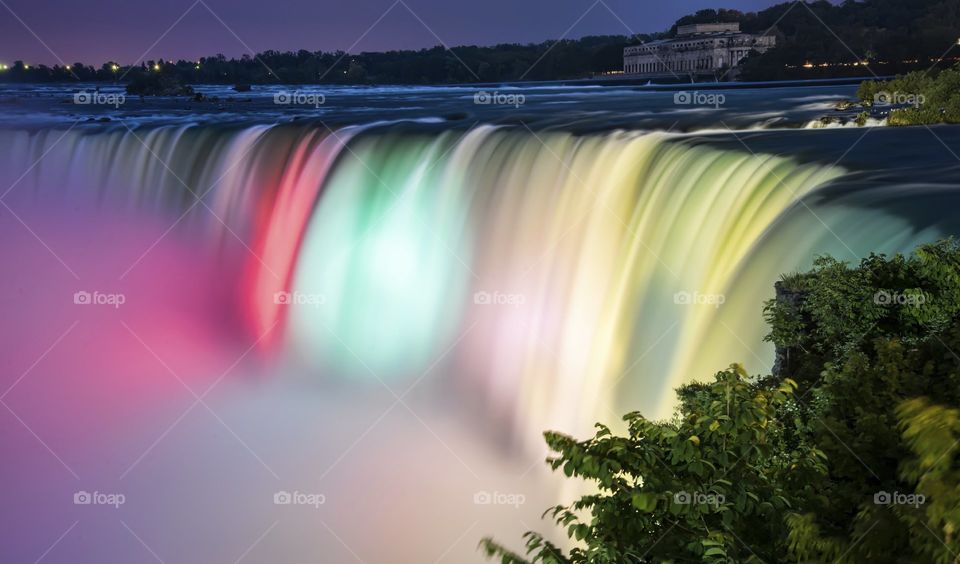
[0,123,948,451]
[276,126,850,451]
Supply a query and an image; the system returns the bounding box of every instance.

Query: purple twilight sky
[2,0,787,66]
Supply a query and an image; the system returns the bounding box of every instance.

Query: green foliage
[481,366,825,563]
[858,67,960,125]
[764,239,960,562]
[486,239,960,563]
[764,239,960,387]
[857,79,884,106]
[897,398,960,559]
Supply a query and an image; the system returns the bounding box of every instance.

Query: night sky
[2,0,786,66]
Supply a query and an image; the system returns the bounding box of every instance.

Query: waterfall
[2,122,946,449]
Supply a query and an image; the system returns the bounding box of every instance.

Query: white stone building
[623,23,776,78]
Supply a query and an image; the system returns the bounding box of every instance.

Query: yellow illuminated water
[3,122,942,450]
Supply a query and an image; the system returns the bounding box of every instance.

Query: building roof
[625,32,763,52]
[677,22,741,36]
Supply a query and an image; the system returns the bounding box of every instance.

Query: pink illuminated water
[0,122,952,563]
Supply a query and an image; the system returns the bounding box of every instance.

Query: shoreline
[0,75,885,91]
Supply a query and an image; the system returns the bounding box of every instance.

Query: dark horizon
[1,0,790,67]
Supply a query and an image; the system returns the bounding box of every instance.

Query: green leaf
[631,492,658,512]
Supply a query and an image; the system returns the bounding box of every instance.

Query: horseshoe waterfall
[0,123,872,437]
[3,121,957,563]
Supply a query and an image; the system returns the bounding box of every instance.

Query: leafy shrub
[481,366,823,563]
[484,240,960,563]
[859,67,960,125]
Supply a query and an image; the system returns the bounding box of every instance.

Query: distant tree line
[0,35,648,86]
[3,0,960,86]
[677,0,960,80]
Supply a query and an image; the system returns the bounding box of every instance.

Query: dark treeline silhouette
[0,35,648,86]
[676,0,960,80]
[3,0,960,86]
